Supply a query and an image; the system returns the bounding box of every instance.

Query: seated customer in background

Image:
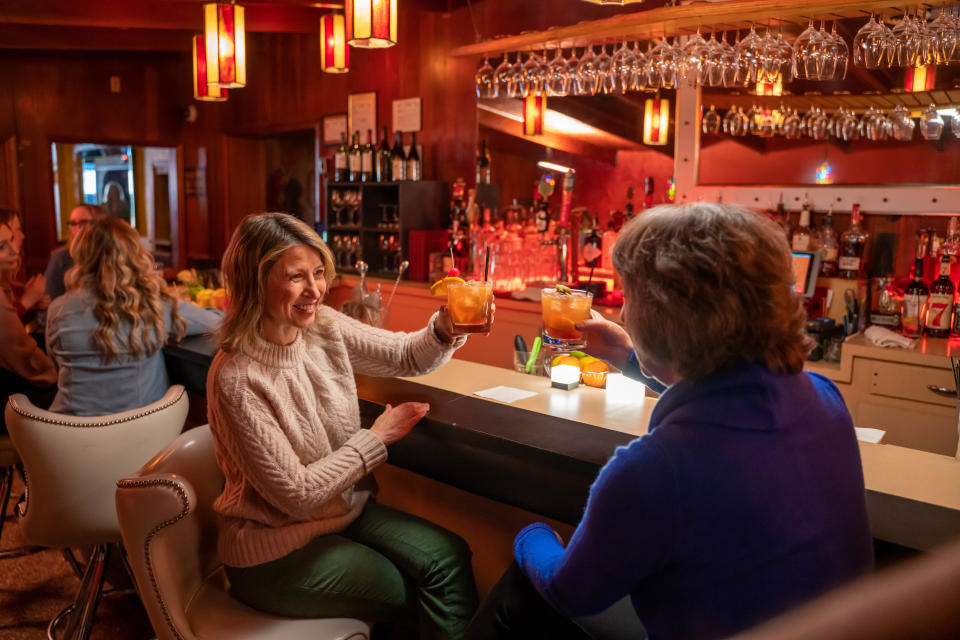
[0,208,48,323]
[467,202,874,640]
[0,210,56,430]
[45,217,221,416]
[208,213,478,639]
[44,204,107,301]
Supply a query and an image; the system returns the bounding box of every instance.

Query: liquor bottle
[535,201,550,234]
[406,132,422,181]
[583,216,602,269]
[391,132,406,181]
[902,257,929,338]
[623,187,635,225]
[643,176,654,209]
[818,205,839,277]
[838,203,868,279]
[334,132,348,182]
[348,131,362,182]
[376,126,391,183]
[476,140,491,185]
[791,200,812,251]
[927,254,955,338]
[360,129,374,183]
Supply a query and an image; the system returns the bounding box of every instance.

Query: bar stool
[116,425,370,640]
[5,385,190,640]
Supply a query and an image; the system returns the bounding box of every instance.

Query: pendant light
[321,14,350,73]
[203,2,246,88]
[346,0,398,49]
[643,97,670,146]
[193,34,228,101]
[523,96,546,136]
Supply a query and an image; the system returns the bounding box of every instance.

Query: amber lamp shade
[346,0,398,49]
[523,96,546,136]
[643,98,669,146]
[193,35,228,102]
[203,2,246,88]
[321,14,350,73]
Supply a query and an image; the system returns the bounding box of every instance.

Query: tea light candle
[551,364,580,390]
[605,373,647,402]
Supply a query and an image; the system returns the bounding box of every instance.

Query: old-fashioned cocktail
[541,287,593,347]
[446,280,494,333]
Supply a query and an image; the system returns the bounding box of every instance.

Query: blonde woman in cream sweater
[208,213,478,640]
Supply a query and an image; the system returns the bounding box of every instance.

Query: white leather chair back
[117,425,370,640]
[4,385,188,548]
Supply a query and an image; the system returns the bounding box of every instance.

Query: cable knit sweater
[207,305,466,568]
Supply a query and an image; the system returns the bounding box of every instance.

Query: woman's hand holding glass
[573,315,633,371]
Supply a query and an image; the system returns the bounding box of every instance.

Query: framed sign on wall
[392,97,422,133]
[322,114,347,145]
[348,92,377,137]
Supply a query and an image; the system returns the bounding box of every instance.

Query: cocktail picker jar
[541,285,593,348]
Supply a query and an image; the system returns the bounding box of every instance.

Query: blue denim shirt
[45,289,221,416]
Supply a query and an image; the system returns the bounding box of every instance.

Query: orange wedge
[430,276,466,297]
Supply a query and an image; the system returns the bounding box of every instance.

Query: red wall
[700,135,960,185]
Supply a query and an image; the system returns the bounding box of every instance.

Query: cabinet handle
[927,385,957,398]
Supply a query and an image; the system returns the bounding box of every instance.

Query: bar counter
[165,336,960,552]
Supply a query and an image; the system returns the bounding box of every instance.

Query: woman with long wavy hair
[45,217,221,416]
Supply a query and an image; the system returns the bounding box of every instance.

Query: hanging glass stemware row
[702,103,955,142]
[854,7,960,69]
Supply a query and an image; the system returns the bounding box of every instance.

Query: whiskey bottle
[817,206,839,277]
[791,201,812,251]
[838,203,868,279]
[927,254,954,338]
[902,257,929,338]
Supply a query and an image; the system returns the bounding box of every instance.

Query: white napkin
[854,427,886,444]
[474,386,538,403]
[864,325,916,350]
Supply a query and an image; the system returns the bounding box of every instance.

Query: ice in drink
[446,281,494,333]
[541,287,593,346]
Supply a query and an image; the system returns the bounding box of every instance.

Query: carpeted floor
[0,473,155,639]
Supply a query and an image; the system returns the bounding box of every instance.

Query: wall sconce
[643,97,670,146]
[551,364,581,390]
[523,95,546,136]
[203,2,246,88]
[320,14,350,74]
[905,65,935,92]
[192,35,228,102]
[346,0,398,49]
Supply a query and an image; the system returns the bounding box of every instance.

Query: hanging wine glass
[546,47,570,97]
[735,24,764,84]
[702,31,724,87]
[640,41,657,89]
[793,19,822,80]
[575,45,599,96]
[891,10,921,67]
[596,42,616,94]
[611,40,636,94]
[679,27,707,82]
[920,103,945,140]
[521,50,543,97]
[719,31,740,88]
[508,51,525,98]
[952,110,960,139]
[929,8,957,64]
[854,13,890,69]
[702,105,721,135]
[840,107,861,141]
[475,55,497,98]
[889,104,916,141]
[829,22,850,80]
[722,106,739,135]
[757,23,780,83]
[494,52,515,98]
[629,41,646,91]
[780,107,802,139]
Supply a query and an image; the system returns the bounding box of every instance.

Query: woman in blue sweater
[466,203,873,640]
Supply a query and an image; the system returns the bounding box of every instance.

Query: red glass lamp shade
[523,96,546,136]
[345,0,398,49]
[193,35,228,101]
[203,2,246,88]
[643,98,670,146]
[321,14,350,73]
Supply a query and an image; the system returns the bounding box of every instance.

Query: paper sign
[393,97,422,133]
[474,386,538,403]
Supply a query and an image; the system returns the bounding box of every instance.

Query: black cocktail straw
[483,246,491,281]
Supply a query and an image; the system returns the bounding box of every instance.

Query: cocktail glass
[541,288,593,348]
[447,281,494,334]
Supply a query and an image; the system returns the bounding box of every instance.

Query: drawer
[857,402,958,456]
[868,360,957,408]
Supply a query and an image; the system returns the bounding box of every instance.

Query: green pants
[225,502,478,640]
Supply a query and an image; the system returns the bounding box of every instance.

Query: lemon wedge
[430,276,466,297]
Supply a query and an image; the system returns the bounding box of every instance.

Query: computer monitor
[791,251,821,298]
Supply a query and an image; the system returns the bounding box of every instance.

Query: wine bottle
[406,132,422,181]
[927,254,954,338]
[360,129,374,183]
[391,131,406,181]
[818,206,839,277]
[791,201,812,251]
[838,203,868,279]
[476,139,491,185]
[902,257,929,338]
[376,126,391,183]
[334,132,348,182]
[348,131,361,183]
